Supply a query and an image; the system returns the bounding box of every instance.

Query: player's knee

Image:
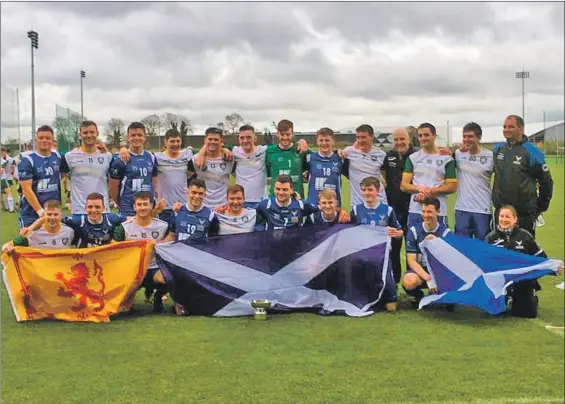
[402,273,421,290]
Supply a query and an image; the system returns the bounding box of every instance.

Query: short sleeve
[445,160,457,181]
[62,215,81,229]
[18,156,34,181]
[60,153,70,173]
[109,156,126,180]
[403,157,414,174]
[405,228,418,254]
[151,153,158,177]
[113,224,126,242]
[12,236,29,247]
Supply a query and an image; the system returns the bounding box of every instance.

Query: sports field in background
[1,158,563,404]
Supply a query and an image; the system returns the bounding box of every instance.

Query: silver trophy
[251,299,271,320]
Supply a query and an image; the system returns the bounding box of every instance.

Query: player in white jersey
[61,121,113,215]
[154,129,195,223]
[2,200,74,253]
[231,125,268,209]
[401,122,457,229]
[216,184,258,235]
[453,122,494,240]
[341,124,388,209]
[192,127,235,208]
[1,148,15,212]
[113,191,170,313]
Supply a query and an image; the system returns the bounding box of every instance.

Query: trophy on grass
[251,299,272,321]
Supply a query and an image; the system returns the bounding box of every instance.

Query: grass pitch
[1,158,563,404]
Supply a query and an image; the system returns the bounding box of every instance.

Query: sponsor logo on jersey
[515,240,524,250]
[469,156,476,162]
[513,156,523,165]
[542,164,549,172]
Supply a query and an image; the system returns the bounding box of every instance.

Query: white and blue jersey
[350,202,401,229]
[305,151,343,206]
[63,213,126,248]
[406,222,451,271]
[256,197,318,230]
[171,204,219,241]
[18,151,62,227]
[109,151,157,217]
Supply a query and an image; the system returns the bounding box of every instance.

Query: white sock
[7,196,14,212]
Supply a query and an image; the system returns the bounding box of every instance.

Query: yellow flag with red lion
[2,240,153,323]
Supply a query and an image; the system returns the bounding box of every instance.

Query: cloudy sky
[1,1,564,143]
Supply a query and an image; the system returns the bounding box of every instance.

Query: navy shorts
[454,210,491,241]
[407,213,448,230]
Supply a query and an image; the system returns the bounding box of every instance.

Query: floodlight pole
[515,69,530,125]
[80,70,86,120]
[27,30,39,149]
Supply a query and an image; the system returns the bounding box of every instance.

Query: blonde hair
[318,188,337,201]
[499,205,517,219]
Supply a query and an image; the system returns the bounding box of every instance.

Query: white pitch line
[532,318,565,338]
[389,397,564,404]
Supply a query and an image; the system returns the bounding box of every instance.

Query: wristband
[36,208,45,217]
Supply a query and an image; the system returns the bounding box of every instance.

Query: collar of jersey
[422,221,440,233]
[184,203,204,213]
[274,198,292,208]
[363,201,381,210]
[321,212,337,222]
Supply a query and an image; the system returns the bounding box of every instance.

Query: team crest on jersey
[378,215,387,226]
[436,160,444,166]
[98,157,105,164]
[290,210,299,223]
[220,163,227,170]
[332,162,339,167]
[151,231,159,238]
[316,164,322,169]
[198,218,205,225]
[242,215,249,222]
[62,238,69,245]
[480,156,487,164]
[370,155,378,162]
[515,240,524,250]
[513,156,523,165]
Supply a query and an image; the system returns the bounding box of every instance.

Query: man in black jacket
[492,115,553,238]
[381,128,416,284]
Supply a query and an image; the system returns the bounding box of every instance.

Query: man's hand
[425,234,436,241]
[97,143,108,153]
[221,148,234,162]
[119,147,130,162]
[172,202,183,213]
[292,192,302,201]
[2,243,15,254]
[439,147,451,156]
[429,286,438,294]
[302,171,309,183]
[337,209,350,223]
[338,149,346,159]
[194,145,207,169]
[297,139,308,153]
[215,204,228,214]
[387,227,403,238]
[20,227,31,237]
[557,264,564,275]
[154,199,166,214]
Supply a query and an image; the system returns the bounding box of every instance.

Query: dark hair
[356,124,374,136]
[44,199,62,210]
[418,122,436,135]
[316,127,334,138]
[360,176,380,189]
[462,122,482,139]
[421,196,441,211]
[86,192,104,203]
[188,178,207,190]
[1,147,7,152]
[505,115,525,129]
[227,184,245,196]
[239,125,255,133]
[36,125,54,135]
[277,119,294,132]
[165,129,181,140]
[80,121,98,131]
[205,127,223,137]
[133,191,152,203]
[274,174,292,186]
[127,122,146,133]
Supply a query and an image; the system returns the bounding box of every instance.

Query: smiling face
[274,181,292,204]
[317,134,334,154]
[462,130,480,150]
[227,191,244,214]
[133,197,152,218]
[355,131,373,150]
[498,208,518,230]
[45,207,62,230]
[277,129,293,149]
[80,125,99,147]
[128,128,146,149]
[238,130,256,153]
[361,184,379,205]
[418,127,436,148]
[421,203,440,226]
[503,116,524,143]
[319,195,337,217]
[188,185,206,209]
[85,198,104,222]
[36,130,54,153]
[166,135,182,153]
[392,129,409,154]
[205,133,222,154]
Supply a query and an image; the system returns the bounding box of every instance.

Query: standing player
[453,122,494,240]
[1,154,15,212]
[18,126,63,228]
[401,122,457,229]
[192,128,235,209]
[342,124,388,210]
[215,184,258,235]
[491,115,553,237]
[165,179,220,241]
[154,129,195,223]
[403,196,452,308]
[109,122,158,217]
[265,120,309,198]
[113,191,170,313]
[61,121,113,215]
[2,200,74,253]
[380,128,415,284]
[304,127,343,207]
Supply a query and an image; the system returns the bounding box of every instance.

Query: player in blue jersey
[20,192,127,248]
[307,188,342,227]
[403,196,452,309]
[18,125,63,228]
[109,122,158,217]
[304,127,343,207]
[165,178,220,242]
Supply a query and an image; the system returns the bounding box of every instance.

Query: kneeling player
[350,176,403,312]
[307,188,343,227]
[216,184,258,234]
[113,191,170,313]
[403,196,451,308]
[2,200,74,253]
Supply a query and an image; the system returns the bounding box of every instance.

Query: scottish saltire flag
[155,225,392,317]
[2,240,153,323]
[418,234,562,314]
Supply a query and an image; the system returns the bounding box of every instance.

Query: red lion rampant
[55,260,106,313]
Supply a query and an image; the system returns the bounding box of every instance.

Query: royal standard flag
[2,240,153,323]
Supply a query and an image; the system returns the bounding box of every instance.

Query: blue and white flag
[419,234,562,314]
[155,225,392,317]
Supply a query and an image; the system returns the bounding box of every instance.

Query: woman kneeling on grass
[485,205,563,318]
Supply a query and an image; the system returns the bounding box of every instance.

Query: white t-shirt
[454,149,494,215]
[216,209,257,235]
[118,218,169,268]
[232,145,268,203]
[343,146,388,208]
[193,156,235,208]
[155,149,194,209]
[23,225,75,249]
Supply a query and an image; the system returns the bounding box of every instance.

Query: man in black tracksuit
[492,115,553,238]
[381,128,416,284]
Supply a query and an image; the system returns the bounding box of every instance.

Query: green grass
[1,160,564,404]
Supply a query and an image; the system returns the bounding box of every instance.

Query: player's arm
[108,157,125,204]
[20,216,46,236]
[254,203,268,231]
[531,154,553,214]
[152,155,159,199]
[152,199,166,217]
[405,231,432,282]
[429,160,457,196]
[186,160,197,181]
[60,153,70,193]
[387,209,403,238]
[18,158,44,215]
[349,208,357,224]
[208,214,220,236]
[2,236,30,254]
[341,158,350,179]
[524,234,548,258]
[400,158,420,194]
[112,224,127,242]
